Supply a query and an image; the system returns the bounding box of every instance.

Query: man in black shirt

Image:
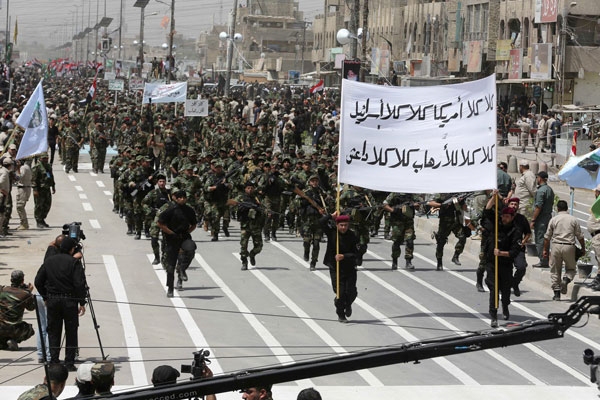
[157,190,197,298]
[35,237,87,371]
[47,116,59,165]
[320,213,359,323]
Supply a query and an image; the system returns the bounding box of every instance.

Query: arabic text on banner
[142,81,187,104]
[184,99,209,117]
[338,75,497,193]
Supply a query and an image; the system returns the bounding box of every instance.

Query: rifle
[217,165,242,186]
[131,169,163,197]
[293,186,325,215]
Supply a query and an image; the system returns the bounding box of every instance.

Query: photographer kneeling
[0,270,35,350]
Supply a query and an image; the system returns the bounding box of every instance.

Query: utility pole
[167,0,175,83]
[118,0,123,60]
[349,0,359,60]
[360,0,368,82]
[224,0,239,97]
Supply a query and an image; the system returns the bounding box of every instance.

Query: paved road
[1,150,600,399]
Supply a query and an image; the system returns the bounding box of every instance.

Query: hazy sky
[5,0,324,48]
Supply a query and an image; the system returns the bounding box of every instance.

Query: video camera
[181,349,211,380]
[583,349,600,388]
[62,221,86,242]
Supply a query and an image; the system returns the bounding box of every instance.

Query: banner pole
[494,193,499,310]
[335,182,340,299]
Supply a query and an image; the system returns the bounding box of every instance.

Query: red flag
[87,76,97,104]
[310,79,324,94]
[571,130,578,156]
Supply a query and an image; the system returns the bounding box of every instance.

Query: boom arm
[96,296,600,399]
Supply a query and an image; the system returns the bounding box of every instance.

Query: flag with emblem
[15,80,48,160]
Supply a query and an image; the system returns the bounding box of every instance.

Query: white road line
[79,194,88,200]
[75,186,83,192]
[245,255,380,386]
[90,172,98,177]
[367,250,543,385]
[409,251,594,385]
[82,202,93,211]
[147,254,224,375]
[89,219,101,229]
[68,175,76,182]
[271,242,470,385]
[193,253,310,387]
[103,255,148,386]
[104,190,112,196]
[97,181,106,188]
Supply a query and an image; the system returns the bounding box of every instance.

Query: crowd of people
[0,61,599,396]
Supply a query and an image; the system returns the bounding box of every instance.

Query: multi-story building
[196,0,313,83]
[308,0,600,106]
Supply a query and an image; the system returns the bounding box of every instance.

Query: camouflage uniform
[340,186,376,266]
[17,383,52,400]
[62,122,83,173]
[431,194,468,270]
[257,163,286,241]
[0,285,35,348]
[142,185,171,264]
[236,184,266,270]
[299,178,326,269]
[132,160,155,238]
[89,124,109,173]
[383,192,420,270]
[31,157,55,227]
[172,165,204,224]
[204,164,231,240]
[118,161,138,234]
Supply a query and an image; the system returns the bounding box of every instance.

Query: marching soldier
[428,193,469,271]
[298,175,326,270]
[204,161,232,241]
[340,185,376,266]
[142,174,171,264]
[229,181,266,270]
[382,192,421,270]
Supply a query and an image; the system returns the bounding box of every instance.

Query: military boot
[152,250,160,265]
[310,261,316,271]
[405,259,415,270]
[223,226,230,237]
[451,253,461,265]
[436,258,443,271]
[241,257,248,271]
[126,224,134,235]
[264,231,270,242]
[391,257,398,270]
[490,309,498,328]
[303,244,310,261]
[271,230,278,242]
[476,269,485,292]
[134,232,141,240]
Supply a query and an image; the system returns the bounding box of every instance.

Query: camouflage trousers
[0,321,34,347]
[302,216,323,264]
[33,189,52,222]
[64,146,80,172]
[90,146,107,173]
[205,202,228,236]
[435,217,466,259]
[351,222,370,256]
[240,226,263,258]
[263,196,282,235]
[390,218,415,260]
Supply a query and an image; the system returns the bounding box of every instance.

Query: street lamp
[223,0,240,97]
[134,0,157,71]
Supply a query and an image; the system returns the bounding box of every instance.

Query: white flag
[338,75,497,193]
[143,81,187,104]
[15,80,48,160]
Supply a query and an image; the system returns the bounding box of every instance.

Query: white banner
[15,80,48,160]
[108,79,125,91]
[338,75,497,193]
[184,99,209,117]
[129,77,144,91]
[142,81,187,104]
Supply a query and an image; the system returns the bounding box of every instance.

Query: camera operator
[0,270,35,351]
[157,190,197,298]
[35,237,87,371]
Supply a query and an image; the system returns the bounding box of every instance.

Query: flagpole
[494,192,499,310]
[335,182,340,299]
